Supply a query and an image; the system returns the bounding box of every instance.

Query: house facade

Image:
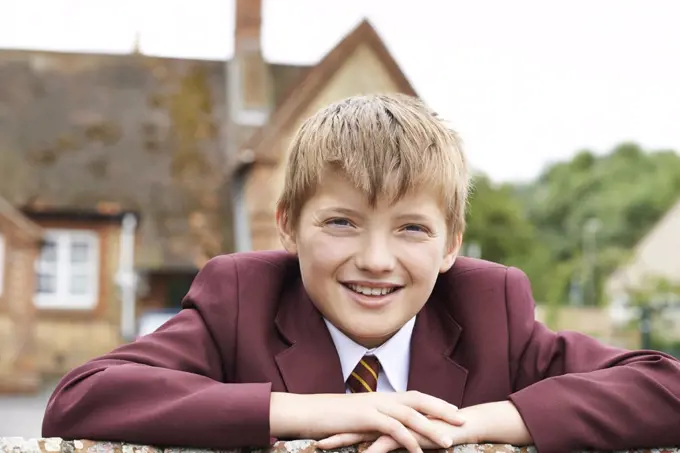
[0,0,418,392]
[0,200,141,392]
[26,208,139,378]
[604,197,680,343]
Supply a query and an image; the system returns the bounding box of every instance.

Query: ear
[275,208,298,254]
[440,232,462,273]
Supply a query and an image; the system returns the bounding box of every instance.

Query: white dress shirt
[324,317,416,393]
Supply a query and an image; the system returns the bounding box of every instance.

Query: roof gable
[237,19,417,168]
[606,197,680,292]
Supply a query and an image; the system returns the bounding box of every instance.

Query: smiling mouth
[342,283,403,297]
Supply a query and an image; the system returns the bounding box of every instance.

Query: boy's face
[277,172,460,348]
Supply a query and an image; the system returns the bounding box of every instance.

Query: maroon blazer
[42,250,680,452]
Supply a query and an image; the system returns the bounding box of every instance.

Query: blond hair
[277,93,470,239]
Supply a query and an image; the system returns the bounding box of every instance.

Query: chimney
[228,0,272,135]
[225,0,272,253]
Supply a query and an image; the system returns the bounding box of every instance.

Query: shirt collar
[324,316,415,393]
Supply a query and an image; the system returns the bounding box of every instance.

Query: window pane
[36,257,58,275]
[70,274,90,295]
[40,241,57,262]
[71,242,89,263]
[37,274,56,293]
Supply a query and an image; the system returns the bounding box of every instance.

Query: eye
[325,217,354,228]
[402,224,430,234]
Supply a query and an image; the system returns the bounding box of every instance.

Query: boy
[43,94,680,453]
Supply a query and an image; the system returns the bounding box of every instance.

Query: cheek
[400,242,449,283]
[299,231,351,272]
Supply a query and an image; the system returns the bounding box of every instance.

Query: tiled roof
[0,48,308,269]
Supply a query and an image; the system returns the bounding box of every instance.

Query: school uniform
[42,250,680,452]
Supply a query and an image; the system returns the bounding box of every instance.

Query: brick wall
[0,217,40,393]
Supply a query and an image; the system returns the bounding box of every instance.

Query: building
[604,197,680,343]
[0,0,418,391]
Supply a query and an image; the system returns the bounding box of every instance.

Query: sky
[1,0,679,183]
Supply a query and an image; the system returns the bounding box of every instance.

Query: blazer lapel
[407,297,468,407]
[273,279,346,395]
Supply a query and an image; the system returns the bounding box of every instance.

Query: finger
[371,415,422,453]
[316,433,373,449]
[401,391,466,426]
[363,435,401,453]
[442,424,475,447]
[408,429,444,449]
[366,430,447,452]
[379,404,452,448]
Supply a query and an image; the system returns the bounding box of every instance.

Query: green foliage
[464,142,680,305]
[464,173,553,302]
[465,174,535,264]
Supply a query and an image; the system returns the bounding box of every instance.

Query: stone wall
[1,438,678,453]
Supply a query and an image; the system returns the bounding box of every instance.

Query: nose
[355,235,396,274]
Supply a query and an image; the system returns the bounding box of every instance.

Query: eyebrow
[393,213,435,223]
[318,207,364,218]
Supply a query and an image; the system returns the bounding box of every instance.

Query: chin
[348,323,401,345]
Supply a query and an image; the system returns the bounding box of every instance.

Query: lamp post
[582,218,602,306]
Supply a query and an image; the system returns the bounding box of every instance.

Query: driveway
[0,381,56,438]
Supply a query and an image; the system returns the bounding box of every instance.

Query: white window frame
[34,229,100,310]
[0,233,5,297]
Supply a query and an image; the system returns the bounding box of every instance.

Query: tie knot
[347,355,381,393]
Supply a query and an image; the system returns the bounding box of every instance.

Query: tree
[462,143,680,306]
[464,173,554,302]
[517,142,680,305]
[465,174,536,264]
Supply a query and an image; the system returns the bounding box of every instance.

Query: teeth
[347,284,398,296]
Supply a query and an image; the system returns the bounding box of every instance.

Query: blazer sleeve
[42,255,273,449]
[505,266,680,452]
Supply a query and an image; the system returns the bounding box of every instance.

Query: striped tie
[347,355,381,393]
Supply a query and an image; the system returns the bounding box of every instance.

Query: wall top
[1,438,678,453]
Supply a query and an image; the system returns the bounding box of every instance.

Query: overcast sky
[2,0,679,182]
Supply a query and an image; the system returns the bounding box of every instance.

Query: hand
[270,391,465,453]
[316,401,532,453]
[317,418,472,453]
